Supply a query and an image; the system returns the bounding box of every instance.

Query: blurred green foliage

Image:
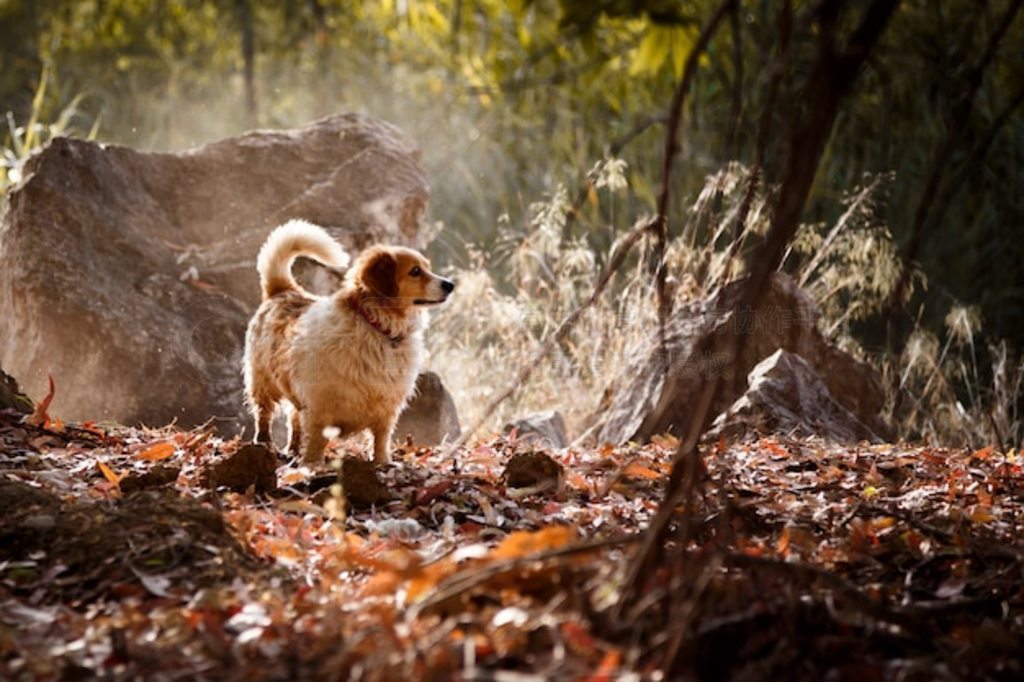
[0,0,1022,345]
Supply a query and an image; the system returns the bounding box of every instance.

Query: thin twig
[408,535,637,619]
[651,0,739,384]
[717,0,792,290]
[724,1,745,159]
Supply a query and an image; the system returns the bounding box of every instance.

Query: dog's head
[352,245,454,312]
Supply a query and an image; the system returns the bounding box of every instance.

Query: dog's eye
[410,266,422,277]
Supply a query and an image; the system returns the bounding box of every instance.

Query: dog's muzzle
[414,277,455,306]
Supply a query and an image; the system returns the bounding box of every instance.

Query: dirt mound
[0,480,263,604]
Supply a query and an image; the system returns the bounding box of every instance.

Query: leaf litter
[1,407,1023,680]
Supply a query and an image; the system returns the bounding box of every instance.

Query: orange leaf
[278,469,306,486]
[776,527,791,556]
[580,650,622,682]
[137,442,176,461]
[560,622,597,655]
[624,462,661,480]
[970,446,994,460]
[24,374,56,428]
[406,558,458,602]
[189,279,220,292]
[261,537,303,564]
[649,433,679,450]
[363,571,404,596]
[97,461,124,497]
[740,542,767,557]
[762,440,789,458]
[80,421,107,437]
[968,507,996,524]
[492,526,575,560]
[566,470,591,492]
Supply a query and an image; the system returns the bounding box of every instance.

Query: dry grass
[426,163,1023,449]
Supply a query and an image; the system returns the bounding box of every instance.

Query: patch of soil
[120,463,181,493]
[201,443,276,493]
[339,455,390,508]
[503,451,564,489]
[0,480,263,604]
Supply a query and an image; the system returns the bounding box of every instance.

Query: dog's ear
[362,251,398,300]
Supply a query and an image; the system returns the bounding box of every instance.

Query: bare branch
[616,0,901,622]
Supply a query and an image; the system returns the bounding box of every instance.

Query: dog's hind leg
[287,409,303,457]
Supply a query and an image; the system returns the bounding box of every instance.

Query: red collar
[350,298,405,345]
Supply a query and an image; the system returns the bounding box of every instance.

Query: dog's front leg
[370,421,394,466]
[252,400,273,444]
[300,414,328,466]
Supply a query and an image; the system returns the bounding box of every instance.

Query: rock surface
[503,410,570,449]
[709,350,880,443]
[591,274,887,444]
[0,115,428,429]
[394,372,461,446]
[0,368,31,414]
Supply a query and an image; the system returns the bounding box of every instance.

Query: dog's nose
[441,279,455,294]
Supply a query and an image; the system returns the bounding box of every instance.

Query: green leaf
[629,27,671,76]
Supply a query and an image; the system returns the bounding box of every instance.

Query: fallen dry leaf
[136,441,176,461]
[23,374,55,428]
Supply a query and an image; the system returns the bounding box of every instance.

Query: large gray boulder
[709,350,880,443]
[590,273,887,444]
[0,114,428,429]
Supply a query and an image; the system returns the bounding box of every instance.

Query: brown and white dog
[243,220,454,465]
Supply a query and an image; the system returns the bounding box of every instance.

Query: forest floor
[1,406,1022,681]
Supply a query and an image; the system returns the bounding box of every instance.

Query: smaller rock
[363,518,423,540]
[503,451,564,491]
[394,372,461,446]
[503,411,569,449]
[0,368,32,414]
[709,350,879,444]
[202,444,277,493]
[121,464,182,494]
[339,455,390,508]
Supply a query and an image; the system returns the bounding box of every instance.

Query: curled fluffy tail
[257,219,351,299]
